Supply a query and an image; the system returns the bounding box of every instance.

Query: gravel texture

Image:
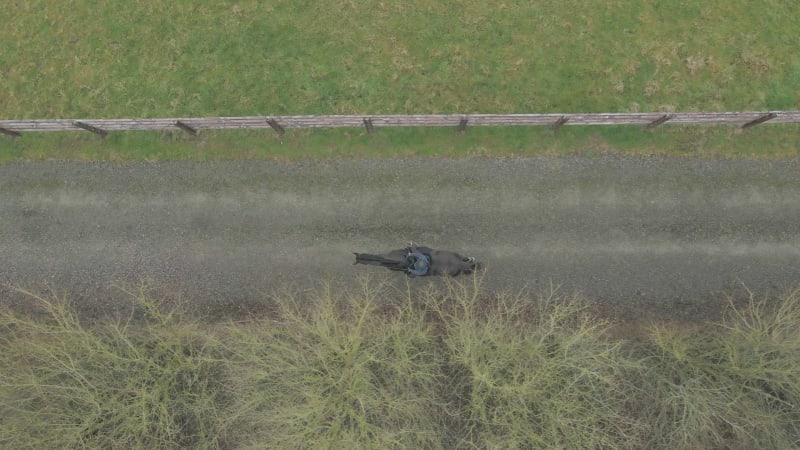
[2,156,799,321]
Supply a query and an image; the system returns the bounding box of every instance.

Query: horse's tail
[353,253,408,271]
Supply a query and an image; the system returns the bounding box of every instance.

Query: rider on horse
[405,244,431,277]
[353,241,481,277]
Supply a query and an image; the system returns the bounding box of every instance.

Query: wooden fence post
[457,117,468,133]
[741,112,776,129]
[73,121,108,137]
[647,114,672,129]
[551,116,568,132]
[266,118,285,135]
[363,118,374,134]
[174,120,198,136]
[0,127,21,138]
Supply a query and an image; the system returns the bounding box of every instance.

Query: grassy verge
[1,1,798,160]
[2,278,799,448]
[2,124,799,162]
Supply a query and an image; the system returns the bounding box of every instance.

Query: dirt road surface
[2,157,798,321]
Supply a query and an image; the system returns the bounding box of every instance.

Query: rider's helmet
[407,253,430,276]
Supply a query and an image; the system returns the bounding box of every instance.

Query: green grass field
[2,279,799,448]
[1,0,799,160]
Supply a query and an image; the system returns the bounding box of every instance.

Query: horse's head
[461,256,484,275]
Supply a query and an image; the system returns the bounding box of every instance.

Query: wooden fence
[2,111,799,138]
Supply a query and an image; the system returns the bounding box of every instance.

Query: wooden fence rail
[1,111,799,138]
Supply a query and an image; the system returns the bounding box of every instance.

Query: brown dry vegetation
[2,278,799,449]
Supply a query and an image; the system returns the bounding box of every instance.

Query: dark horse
[354,242,482,277]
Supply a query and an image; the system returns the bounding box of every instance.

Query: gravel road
[2,157,798,321]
